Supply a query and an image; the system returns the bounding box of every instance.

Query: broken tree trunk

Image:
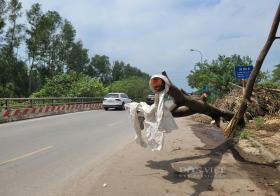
[261,87,280,93]
[224,3,280,137]
[162,71,235,125]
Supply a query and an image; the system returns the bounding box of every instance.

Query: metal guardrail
[0,97,104,110]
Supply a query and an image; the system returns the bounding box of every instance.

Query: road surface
[89,117,279,196]
[0,110,134,196]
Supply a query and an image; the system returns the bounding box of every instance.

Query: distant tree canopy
[1,1,278,100]
[272,64,280,83]
[32,73,151,100]
[258,64,280,89]
[108,76,150,100]
[0,0,28,97]
[112,61,149,81]
[84,56,149,85]
[187,54,272,101]
[85,55,111,85]
[0,0,149,98]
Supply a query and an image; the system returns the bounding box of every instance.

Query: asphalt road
[0,110,134,196]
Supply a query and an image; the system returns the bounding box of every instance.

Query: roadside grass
[253,116,265,129]
[249,140,259,148]
[238,128,260,148]
[238,128,250,140]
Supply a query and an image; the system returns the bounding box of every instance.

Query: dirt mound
[214,86,280,117]
[191,114,212,124]
[247,114,280,157]
[214,87,242,113]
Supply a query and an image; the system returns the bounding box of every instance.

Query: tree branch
[162,71,235,122]
[171,106,195,117]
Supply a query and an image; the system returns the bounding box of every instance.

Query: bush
[239,129,250,139]
[253,117,265,129]
[258,80,280,89]
[68,76,107,97]
[32,71,106,97]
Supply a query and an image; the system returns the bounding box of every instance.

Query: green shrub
[32,71,106,97]
[254,117,265,129]
[258,80,280,89]
[250,140,259,148]
[239,129,250,139]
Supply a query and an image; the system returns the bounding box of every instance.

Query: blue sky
[21,0,280,91]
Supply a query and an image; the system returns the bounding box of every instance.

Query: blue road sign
[203,85,209,93]
[234,65,253,79]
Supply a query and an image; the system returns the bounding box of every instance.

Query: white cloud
[21,0,280,90]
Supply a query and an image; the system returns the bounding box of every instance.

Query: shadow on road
[146,139,230,196]
[146,122,279,196]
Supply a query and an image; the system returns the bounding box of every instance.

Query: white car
[102,93,132,110]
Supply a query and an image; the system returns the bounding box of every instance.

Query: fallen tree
[164,3,280,134]
[224,3,280,137]
[162,71,235,127]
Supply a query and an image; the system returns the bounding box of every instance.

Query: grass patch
[249,140,259,148]
[239,129,250,140]
[253,116,265,129]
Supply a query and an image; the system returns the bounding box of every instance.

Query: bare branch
[162,71,235,121]
[171,106,195,117]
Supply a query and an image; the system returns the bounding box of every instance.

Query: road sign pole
[242,80,247,96]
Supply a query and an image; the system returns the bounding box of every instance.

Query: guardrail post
[5,100,9,110]
[30,99,33,108]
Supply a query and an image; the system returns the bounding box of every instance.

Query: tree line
[187,54,280,102]
[0,0,150,99]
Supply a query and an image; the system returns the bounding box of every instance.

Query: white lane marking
[0,145,54,166]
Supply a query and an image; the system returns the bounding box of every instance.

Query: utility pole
[190,49,203,64]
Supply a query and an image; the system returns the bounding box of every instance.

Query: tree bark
[224,3,280,137]
[261,88,280,93]
[162,71,235,124]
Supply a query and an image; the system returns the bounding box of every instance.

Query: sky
[21,0,280,91]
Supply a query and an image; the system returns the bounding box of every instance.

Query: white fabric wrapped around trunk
[129,74,178,151]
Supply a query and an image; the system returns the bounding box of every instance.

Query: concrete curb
[0,103,102,124]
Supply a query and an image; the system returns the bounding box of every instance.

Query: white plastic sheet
[129,75,178,151]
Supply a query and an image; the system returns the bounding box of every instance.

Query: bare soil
[87,117,280,196]
[247,115,280,158]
